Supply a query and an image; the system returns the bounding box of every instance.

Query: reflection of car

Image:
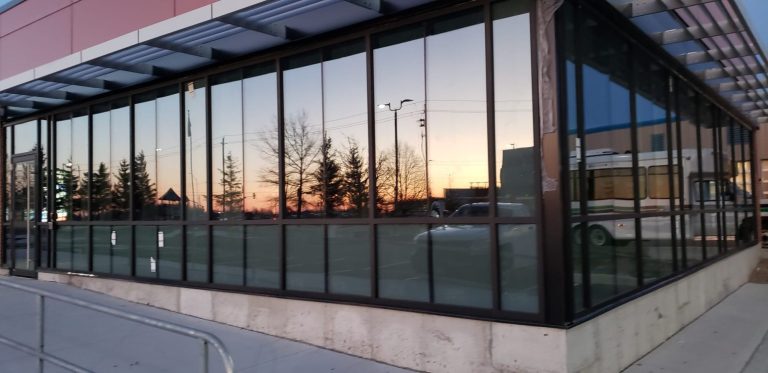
[412,203,536,279]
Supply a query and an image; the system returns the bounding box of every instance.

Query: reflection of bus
[570,148,750,246]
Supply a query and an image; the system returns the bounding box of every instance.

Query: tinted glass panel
[377,225,429,302]
[213,225,244,285]
[587,219,637,305]
[499,224,538,313]
[285,225,324,292]
[327,225,370,296]
[135,226,157,278]
[245,225,280,288]
[158,226,182,280]
[186,225,209,282]
[431,223,492,308]
[71,113,89,220]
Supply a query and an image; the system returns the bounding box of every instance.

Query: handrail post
[36,294,44,373]
[201,340,209,373]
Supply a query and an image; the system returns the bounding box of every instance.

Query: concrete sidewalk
[0,276,411,373]
[624,282,768,373]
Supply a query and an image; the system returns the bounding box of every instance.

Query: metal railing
[0,278,235,373]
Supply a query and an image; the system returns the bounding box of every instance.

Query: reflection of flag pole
[187,109,196,209]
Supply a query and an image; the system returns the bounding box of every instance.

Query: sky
[737,0,768,57]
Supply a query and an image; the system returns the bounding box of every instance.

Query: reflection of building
[0,0,765,371]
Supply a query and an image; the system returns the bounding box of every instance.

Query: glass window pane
[72,225,89,271]
[186,225,209,282]
[158,226,182,280]
[581,14,633,216]
[111,103,130,220]
[112,226,131,275]
[377,225,429,302]
[71,113,89,220]
[373,27,427,217]
[185,80,209,220]
[640,217,674,281]
[243,64,279,220]
[635,57,671,212]
[55,226,73,270]
[286,225,324,292]
[431,223,492,308]
[678,86,699,210]
[135,226,157,278]
[499,224,538,313]
[92,225,131,275]
[55,117,73,221]
[587,219,638,305]
[92,226,111,273]
[493,2,535,217]
[213,225,244,285]
[322,41,368,218]
[427,10,488,217]
[283,52,323,218]
[13,121,36,154]
[245,225,280,288]
[211,72,245,221]
[156,89,182,220]
[327,225,370,296]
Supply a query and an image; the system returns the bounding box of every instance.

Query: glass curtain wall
[13,0,540,321]
[561,0,758,315]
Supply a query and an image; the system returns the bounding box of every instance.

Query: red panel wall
[0,0,71,37]
[72,0,175,52]
[175,0,215,15]
[0,7,72,79]
[0,0,218,80]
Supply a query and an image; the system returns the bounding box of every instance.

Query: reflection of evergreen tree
[82,162,111,218]
[311,135,343,216]
[112,159,131,214]
[133,151,156,210]
[55,160,78,220]
[341,138,368,216]
[213,151,244,214]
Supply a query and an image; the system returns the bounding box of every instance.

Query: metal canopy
[0,0,430,120]
[608,0,768,125]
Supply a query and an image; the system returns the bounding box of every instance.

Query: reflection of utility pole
[221,136,226,213]
[378,98,412,214]
[187,109,196,209]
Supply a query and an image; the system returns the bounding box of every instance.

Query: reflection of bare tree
[377,142,426,215]
[260,110,319,216]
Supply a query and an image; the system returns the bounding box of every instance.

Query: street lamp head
[378,103,390,109]
[401,99,413,104]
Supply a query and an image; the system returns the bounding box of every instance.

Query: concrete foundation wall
[37,244,762,373]
[567,244,763,372]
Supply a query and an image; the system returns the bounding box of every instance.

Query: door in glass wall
[10,155,38,275]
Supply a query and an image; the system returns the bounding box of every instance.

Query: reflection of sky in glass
[212,79,243,214]
[284,61,322,210]
[243,71,278,215]
[13,121,36,154]
[427,22,488,196]
[186,82,208,219]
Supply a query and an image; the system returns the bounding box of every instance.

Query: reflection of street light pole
[378,98,412,214]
